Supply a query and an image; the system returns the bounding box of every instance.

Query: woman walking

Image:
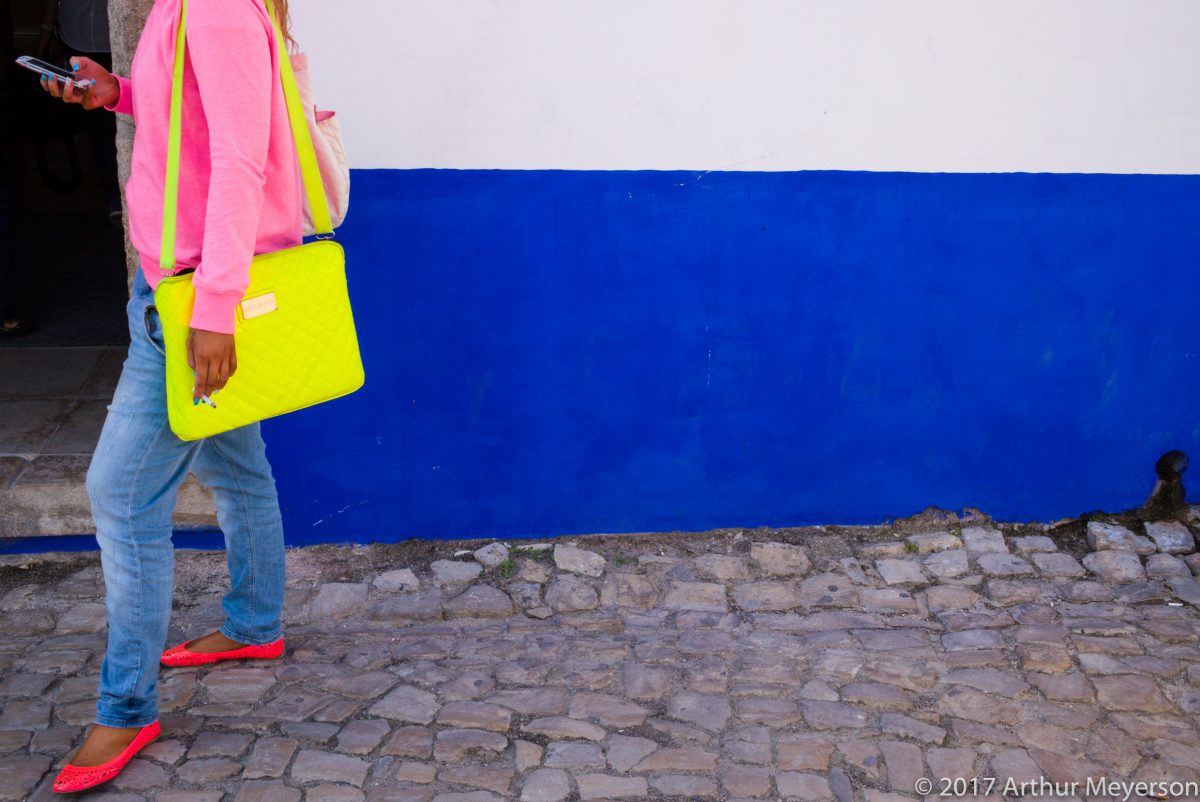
[40,0,303,791]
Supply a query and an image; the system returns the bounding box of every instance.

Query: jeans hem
[95,711,158,729]
[219,620,283,646]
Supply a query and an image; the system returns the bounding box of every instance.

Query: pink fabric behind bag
[290,52,350,234]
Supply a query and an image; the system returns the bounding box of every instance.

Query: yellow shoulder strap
[159,0,189,276]
[264,0,333,236]
[160,0,333,275]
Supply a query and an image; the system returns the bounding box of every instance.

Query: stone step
[0,346,220,537]
[0,455,217,537]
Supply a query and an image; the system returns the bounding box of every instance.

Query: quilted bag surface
[154,0,363,441]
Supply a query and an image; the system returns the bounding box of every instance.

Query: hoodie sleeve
[185,0,274,334]
[105,75,134,116]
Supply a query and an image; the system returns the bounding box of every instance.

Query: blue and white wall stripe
[264,1,1200,544]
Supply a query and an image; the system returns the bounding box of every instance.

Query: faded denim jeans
[87,269,285,728]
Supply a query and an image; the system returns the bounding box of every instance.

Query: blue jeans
[88,269,286,728]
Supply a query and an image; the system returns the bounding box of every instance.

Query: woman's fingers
[188,331,236,402]
[215,356,231,392]
[196,354,230,398]
[203,355,218,398]
[209,356,223,396]
[70,58,104,108]
[70,58,100,86]
[193,358,209,400]
[40,74,90,104]
[34,59,99,104]
[61,77,79,103]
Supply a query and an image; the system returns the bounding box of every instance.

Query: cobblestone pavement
[2,518,1200,802]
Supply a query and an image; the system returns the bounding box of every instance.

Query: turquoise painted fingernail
[70,62,78,71]
[193,398,199,406]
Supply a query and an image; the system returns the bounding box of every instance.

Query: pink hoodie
[107,0,303,334]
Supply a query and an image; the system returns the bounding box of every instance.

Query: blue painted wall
[263,169,1200,545]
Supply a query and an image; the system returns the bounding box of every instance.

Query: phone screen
[16,55,78,83]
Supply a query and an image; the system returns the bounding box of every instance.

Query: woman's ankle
[186,631,248,653]
[71,725,140,767]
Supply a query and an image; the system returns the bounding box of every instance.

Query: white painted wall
[290,0,1200,174]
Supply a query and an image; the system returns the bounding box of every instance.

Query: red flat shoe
[160,637,285,667]
[52,721,160,793]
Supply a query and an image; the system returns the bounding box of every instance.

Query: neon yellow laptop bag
[154,0,364,441]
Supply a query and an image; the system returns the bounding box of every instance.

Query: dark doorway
[1,0,127,538]
[1,0,129,348]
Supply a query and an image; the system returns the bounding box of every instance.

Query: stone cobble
[1,519,1199,801]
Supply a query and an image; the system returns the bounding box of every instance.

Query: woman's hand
[40,57,119,110]
[188,329,237,401]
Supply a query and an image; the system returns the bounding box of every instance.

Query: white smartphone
[15,56,93,89]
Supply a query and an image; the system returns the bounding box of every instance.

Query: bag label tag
[241,292,277,320]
